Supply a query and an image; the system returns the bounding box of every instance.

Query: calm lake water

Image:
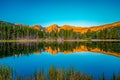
[0,42,120,79]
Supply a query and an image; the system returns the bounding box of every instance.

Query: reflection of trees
[0,42,120,58]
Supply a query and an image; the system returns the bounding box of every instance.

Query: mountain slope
[44,21,120,34]
[45,24,59,32]
[1,20,120,33]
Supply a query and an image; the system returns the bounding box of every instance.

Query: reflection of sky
[0,52,120,79]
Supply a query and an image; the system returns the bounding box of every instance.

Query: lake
[0,42,120,80]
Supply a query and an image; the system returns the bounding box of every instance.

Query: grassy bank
[0,39,120,42]
[0,39,90,42]
[0,40,42,42]
[0,66,120,80]
[92,39,120,42]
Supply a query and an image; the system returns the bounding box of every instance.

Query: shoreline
[0,39,120,42]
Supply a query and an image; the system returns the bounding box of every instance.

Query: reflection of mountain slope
[45,47,58,54]
[73,46,88,52]
[33,51,41,54]
[45,46,120,57]
[90,48,120,57]
[0,42,119,58]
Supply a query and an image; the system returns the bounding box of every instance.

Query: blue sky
[0,0,120,27]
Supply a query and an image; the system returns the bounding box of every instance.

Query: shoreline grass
[0,39,120,42]
[0,66,120,80]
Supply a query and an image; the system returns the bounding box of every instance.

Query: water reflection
[0,42,120,58]
[0,42,120,79]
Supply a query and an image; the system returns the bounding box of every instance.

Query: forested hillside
[0,20,120,40]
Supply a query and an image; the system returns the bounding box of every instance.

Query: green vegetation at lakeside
[0,39,120,43]
[0,21,120,40]
[0,66,120,80]
[0,39,91,42]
